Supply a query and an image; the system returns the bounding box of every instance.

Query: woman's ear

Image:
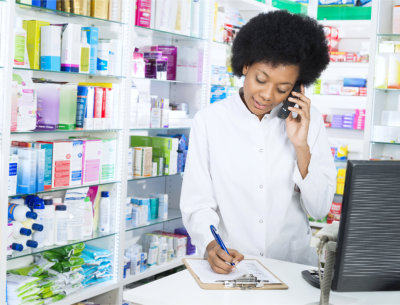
[242,65,248,76]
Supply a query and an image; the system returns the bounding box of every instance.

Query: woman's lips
[253,98,268,110]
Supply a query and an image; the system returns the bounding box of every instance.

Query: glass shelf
[13,67,124,79]
[9,180,120,197]
[7,231,117,261]
[125,208,182,232]
[130,127,190,131]
[326,127,364,131]
[371,141,400,146]
[377,33,400,37]
[134,25,204,41]
[375,88,400,91]
[128,173,183,182]
[16,2,124,24]
[132,77,203,85]
[211,40,232,47]
[12,128,122,134]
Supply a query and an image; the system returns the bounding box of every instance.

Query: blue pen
[210,225,235,266]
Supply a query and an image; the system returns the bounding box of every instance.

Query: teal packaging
[34,142,53,190]
[149,198,159,220]
[82,27,99,75]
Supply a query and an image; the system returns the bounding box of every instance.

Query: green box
[317,5,371,20]
[272,0,308,15]
[130,136,178,175]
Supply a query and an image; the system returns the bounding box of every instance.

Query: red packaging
[330,52,346,62]
[359,87,368,96]
[327,201,342,224]
[346,52,358,62]
[323,26,339,40]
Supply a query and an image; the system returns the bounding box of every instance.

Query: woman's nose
[259,84,273,101]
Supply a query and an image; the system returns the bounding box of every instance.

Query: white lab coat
[180,93,337,266]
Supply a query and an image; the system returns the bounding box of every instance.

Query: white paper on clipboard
[185,259,282,284]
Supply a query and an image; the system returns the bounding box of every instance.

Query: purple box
[174,227,196,255]
[151,46,177,80]
[35,83,60,130]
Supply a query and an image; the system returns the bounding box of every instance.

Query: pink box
[82,139,102,184]
[135,0,152,28]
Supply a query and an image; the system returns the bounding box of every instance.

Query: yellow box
[23,20,50,70]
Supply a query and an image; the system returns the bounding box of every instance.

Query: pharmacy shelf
[371,141,400,146]
[122,255,198,286]
[327,62,369,70]
[7,231,117,260]
[129,127,190,131]
[125,208,182,233]
[326,127,364,132]
[9,180,121,197]
[11,129,122,134]
[318,20,371,39]
[132,77,204,86]
[211,40,232,47]
[311,95,367,110]
[134,25,204,41]
[128,173,183,182]
[217,0,268,11]
[13,67,124,79]
[375,88,400,92]
[16,2,124,25]
[57,280,119,305]
[309,221,327,229]
[376,33,400,38]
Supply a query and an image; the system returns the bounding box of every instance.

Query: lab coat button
[260,252,264,256]
[259,185,263,189]
[259,219,263,224]
[259,148,264,153]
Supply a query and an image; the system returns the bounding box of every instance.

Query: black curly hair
[231,10,329,86]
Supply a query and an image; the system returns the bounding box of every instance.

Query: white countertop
[123,257,400,305]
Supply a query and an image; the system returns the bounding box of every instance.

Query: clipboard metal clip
[216,274,267,290]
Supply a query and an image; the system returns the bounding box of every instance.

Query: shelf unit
[0,1,379,304]
[0,0,216,304]
[365,1,400,160]
[307,3,372,160]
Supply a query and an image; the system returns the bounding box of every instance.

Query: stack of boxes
[9,138,117,195]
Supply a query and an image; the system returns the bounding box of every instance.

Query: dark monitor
[332,160,400,292]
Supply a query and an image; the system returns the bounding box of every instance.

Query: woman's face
[241,62,300,120]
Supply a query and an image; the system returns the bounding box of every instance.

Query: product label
[54,160,70,187]
[97,58,108,71]
[14,35,26,66]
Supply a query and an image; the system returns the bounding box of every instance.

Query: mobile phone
[277,82,301,120]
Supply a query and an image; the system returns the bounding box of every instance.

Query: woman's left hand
[285,85,311,149]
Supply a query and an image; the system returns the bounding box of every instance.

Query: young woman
[180,10,336,274]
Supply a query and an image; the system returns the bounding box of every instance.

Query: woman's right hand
[206,240,244,274]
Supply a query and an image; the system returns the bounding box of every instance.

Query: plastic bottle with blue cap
[11,221,32,238]
[8,203,37,222]
[99,191,111,234]
[55,205,68,246]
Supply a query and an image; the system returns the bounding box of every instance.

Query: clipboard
[183,258,288,290]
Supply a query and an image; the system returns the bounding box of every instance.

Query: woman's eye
[256,77,265,84]
[277,89,287,94]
